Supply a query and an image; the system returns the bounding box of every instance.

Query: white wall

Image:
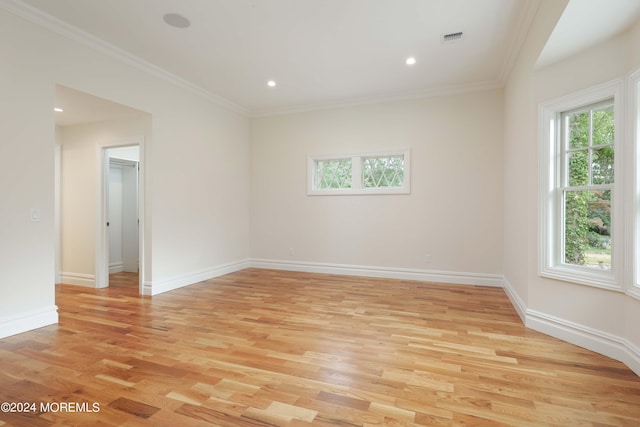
[0,6,251,337]
[0,17,57,336]
[54,136,62,284]
[150,103,250,290]
[503,0,640,374]
[502,0,568,311]
[251,91,504,283]
[59,117,149,285]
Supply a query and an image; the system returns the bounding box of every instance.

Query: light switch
[30,208,40,222]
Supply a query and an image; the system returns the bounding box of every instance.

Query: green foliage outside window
[317,159,352,189]
[563,104,613,269]
[362,156,404,188]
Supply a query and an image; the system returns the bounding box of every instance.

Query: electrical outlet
[289,247,295,256]
[425,254,432,263]
[30,208,40,222]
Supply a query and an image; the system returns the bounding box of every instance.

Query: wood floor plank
[0,269,639,425]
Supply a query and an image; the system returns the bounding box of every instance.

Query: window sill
[626,286,640,301]
[539,266,622,292]
[307,187,410,196]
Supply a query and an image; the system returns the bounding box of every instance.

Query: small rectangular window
[308,150,410,195]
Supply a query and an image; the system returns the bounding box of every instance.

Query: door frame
[54,143,62,285]
[96,136,145,294]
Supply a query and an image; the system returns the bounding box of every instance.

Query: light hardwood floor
[1,269,639,426]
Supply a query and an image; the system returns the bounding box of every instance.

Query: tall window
[308,150,410,195]
[561,102,614,270]
[539,79,623,290]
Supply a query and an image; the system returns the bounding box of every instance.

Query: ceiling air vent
[442,32,463,44]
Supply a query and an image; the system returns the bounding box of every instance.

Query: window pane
[317,159,352,189]
[564,190,611,269]
[592,105,614,147]
[592,146,614,185]
[567,111,589,149]
[567,150,589,186]
[362,156,404,188]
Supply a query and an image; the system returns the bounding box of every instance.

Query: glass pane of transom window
[362,156,404,188]
[316,159,352,189]
[563,189,611,270]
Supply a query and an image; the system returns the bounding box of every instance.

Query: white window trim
[629,68,640,300]
[307,149,411,196]
[538,78,625,291]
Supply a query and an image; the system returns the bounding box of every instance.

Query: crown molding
[249,80,504,118]
[1,0,519,119]
[0,0,250,116]
[498,0,541,84]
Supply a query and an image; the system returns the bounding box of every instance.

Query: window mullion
[560,113,569,187]
[589,109,594,185]
[560,184,614,192]
[351,156,362,190]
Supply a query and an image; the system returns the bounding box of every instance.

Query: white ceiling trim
[250,80,504,118]
[497,0,541,83]
[0,0,250,116]
[1,0,539,118]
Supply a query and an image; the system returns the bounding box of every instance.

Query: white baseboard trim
[0,305,58,339]
[525,309,640,376]
[249,259,504,287]
[501,277,526,324]
[109,262,124,274]
[60,272,95,287]
[502,276,640,376]
[145,259,251,296]
[622,340,640,377]
[142,280,153,296]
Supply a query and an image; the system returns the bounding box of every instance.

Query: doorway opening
[96,140,145,294]
[54,84,149,295]
[99,146,141,291]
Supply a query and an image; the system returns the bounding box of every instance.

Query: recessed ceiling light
[406,57,417,66]
[267,80,276,88]
[163,13,191,29]
[54,107,63,112]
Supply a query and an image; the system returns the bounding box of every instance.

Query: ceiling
[21,0,537,117]
[9,0,640,122]
[537,0,640,69]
